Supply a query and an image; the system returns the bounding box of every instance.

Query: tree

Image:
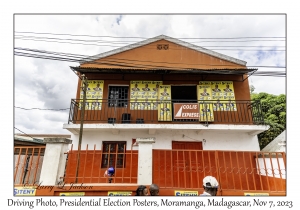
[250,85,255,94]
[251,92,286,150]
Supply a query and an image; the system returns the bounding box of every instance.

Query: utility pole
[75,74,87,183]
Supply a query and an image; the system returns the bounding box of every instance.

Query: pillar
[136,137,155,185]
[39,138,72,185]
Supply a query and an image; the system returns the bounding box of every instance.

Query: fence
[68,99,264,125]
[153,150,286,194]
[14,146,45,185]
[63,144,138,184]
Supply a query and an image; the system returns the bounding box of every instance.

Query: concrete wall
[69,129,260,151]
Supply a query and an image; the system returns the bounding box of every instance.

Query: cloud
[116,15,123,25]
[14,14,286,134]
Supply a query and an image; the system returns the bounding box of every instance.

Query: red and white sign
[173,103,199,119]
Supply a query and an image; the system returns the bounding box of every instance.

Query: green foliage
[251,92,286,150]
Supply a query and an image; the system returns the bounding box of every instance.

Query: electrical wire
[15,106,70,111]
[14,47,286,69]
[15,36,286,48]
[15,31,285,39]
[14,127,35,139]
[15,35,287,46]
[14,51,286,76]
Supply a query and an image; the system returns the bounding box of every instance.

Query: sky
[14,14,286,135]
[1,1,300,209]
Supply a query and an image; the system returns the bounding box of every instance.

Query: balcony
[67,99,264,125]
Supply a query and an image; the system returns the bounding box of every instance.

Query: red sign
[173,103,199,119]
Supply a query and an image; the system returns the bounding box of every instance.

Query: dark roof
[71,66,257,76]
[14,136,46,146]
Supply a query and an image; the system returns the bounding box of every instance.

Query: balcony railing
[68,99,264,125]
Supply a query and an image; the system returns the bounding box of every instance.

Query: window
[108,86,128,107]
[101,141,126,168]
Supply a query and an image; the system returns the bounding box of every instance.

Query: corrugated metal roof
[71,66,257,75]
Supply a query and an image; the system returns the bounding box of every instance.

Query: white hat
[203,176,219,188]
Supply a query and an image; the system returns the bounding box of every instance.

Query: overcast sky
[14,14,286,135]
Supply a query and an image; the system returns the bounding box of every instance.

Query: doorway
[171,85,197,103]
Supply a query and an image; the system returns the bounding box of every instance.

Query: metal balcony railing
[68,99,264,125]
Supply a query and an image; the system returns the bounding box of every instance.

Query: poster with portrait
[158,85,172,121]
[79,80,104,110]
[198,81,236,112]
[221,81,236,111]
[213,100,225,111]
[130,81,162,110]
[199,102,214,122]
[197,82,212,101]
[158,101,172,121]
[224,100,237,111]
[211,81,223,100]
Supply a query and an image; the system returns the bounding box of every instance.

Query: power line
[16,37,286,47]
[15,35,286,45]
[15,106,70,111]
[15,31,286,39]
[14,47,286,69]
[14,127,35,139]
[14,52,286,76]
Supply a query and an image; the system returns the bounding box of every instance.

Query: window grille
[108,86,128,107]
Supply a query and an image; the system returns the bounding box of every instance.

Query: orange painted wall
[76,73,251,101]
[80,40,246,70]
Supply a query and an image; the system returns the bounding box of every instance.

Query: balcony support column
[136,137,155,185]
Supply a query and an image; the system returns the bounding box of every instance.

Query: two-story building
[56,35,285,196]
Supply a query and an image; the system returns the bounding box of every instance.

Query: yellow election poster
[174,190,198,196]
[211,81,224,100]
[60,192,85,196]
[130,81,142,110]
[224,99,237,111]
[158,85,172,121]
[130,81,162,110]
[198,83,214,121]
[213,99,225,111]
[244,192,269,196]
[199,103,214,121]
[221,81,236,111]
[198,82,212,101]
[108,191,132,196]
[80,80,104,110]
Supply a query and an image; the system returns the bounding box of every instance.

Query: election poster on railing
[130,81,162,110]
[199,102,214,122]
[199,81,236,111]
[197,83,214,121]
[79,80,104,110]
[221,81,236,111]
[158,85,172,121]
